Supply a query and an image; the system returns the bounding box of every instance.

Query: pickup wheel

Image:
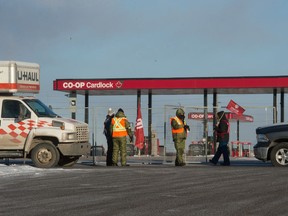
[58,156,80,167]
[271,143,288,167]
[31,142,60,168]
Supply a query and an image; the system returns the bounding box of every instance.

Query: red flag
[134,102,144,149]
[226,100,245,116]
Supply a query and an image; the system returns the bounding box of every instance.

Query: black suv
[254,123,288,166]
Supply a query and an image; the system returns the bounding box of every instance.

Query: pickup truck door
[0,99,31,149]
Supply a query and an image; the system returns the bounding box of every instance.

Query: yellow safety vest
[111,117,128,137]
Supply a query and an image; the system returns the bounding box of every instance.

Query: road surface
[0,157,286,216]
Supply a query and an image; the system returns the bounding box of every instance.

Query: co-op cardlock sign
[60,80,123,90]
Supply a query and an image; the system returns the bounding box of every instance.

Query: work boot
[175,160,180,166]
[209,159,217,165]
[179,162,186,166]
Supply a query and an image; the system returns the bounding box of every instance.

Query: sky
[1,0,288,149]
[1,0,288,82]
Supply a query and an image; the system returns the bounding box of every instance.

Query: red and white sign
[54,80,122,90]
[134,102,144,149]
[188,112,253,122]
[188,113,214,120]
[226,100,245,116]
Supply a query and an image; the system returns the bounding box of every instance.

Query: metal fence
[51,103,275,159]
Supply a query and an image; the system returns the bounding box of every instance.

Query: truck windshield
[23,99,58,117]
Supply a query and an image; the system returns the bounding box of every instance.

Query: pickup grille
[76,126,89,142]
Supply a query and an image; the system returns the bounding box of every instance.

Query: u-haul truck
[0,61,91,168]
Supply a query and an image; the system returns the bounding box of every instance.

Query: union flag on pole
[134,102,144,149]
[226,99,245,116]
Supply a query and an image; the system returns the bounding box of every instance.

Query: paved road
[1,158,287,216]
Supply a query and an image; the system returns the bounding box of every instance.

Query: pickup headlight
[62,132,77,141]
[257,134,269,142]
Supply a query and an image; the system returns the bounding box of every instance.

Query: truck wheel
[58,156,80,167]
[31,142,60,168]
[271,143,288,167]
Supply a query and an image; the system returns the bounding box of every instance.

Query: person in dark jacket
[170,108,190,166]
[103,108,114,166]
[209,111,230,166]
[110,108,133,166]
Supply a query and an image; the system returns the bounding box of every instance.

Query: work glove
[181,115,185,121]
[130,136,134,143]
[184,125,190,132]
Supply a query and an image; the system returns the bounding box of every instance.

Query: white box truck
[0,61,91,168]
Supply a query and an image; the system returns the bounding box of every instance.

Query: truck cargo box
[0,61,40,93]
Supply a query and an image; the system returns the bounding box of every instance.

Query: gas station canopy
[53,75,288,125]
[53,75,287,156]
[53,76,288,95]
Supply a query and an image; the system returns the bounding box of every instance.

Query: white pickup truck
[0,61,91,168]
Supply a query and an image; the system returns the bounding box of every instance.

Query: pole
[281,90,284,122]
[70,91,76,119]
[85,91,89,124]
[237,120,239,141]
[148,90,152,155]
[204,89,208,162]
[273,88,277,124]
[164,105,167,163]
[92,106,96,166]
[213,91,217,154]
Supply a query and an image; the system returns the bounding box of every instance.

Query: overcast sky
[1,0,288,145]
[1,0,287,84]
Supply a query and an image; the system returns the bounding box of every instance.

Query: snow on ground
[0,159,92,179]
[0,164,46,178]
[0,160,68,178]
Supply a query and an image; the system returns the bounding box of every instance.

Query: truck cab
[0,61,91,168]
[254,123,288,166]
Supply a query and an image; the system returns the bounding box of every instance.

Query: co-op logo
[188,113,213,119]
[63,82,86,88]
[62,81,120,89]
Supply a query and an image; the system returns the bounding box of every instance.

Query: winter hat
[118,108,124,113]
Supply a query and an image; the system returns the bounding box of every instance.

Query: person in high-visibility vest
[209,111,230,166]
[170,108,190,166]
[110,108,133,166]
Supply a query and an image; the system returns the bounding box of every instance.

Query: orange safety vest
[111,117,128,137]
[170,116,184,134]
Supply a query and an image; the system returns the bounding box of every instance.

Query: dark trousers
[211,142,230,165]
[106,137,113,166]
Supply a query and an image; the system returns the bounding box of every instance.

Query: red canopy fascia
[53,76,288,95]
